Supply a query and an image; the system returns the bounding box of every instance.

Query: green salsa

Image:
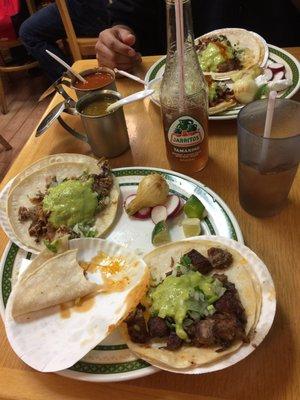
[150,271,225,340]
[199,42,234,72]
[43,178,98,228]
[208,82,218,102]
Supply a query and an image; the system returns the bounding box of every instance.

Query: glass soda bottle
[160,0,208,173]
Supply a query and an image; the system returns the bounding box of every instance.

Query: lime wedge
[152,221,170,246]
[184,195,205,219]
[182,218,201,237]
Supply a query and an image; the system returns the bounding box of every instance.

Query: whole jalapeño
[160,0,208,173]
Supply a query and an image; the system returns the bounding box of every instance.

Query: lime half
[152,221,170,246]
[184,195,205,219]
[182,218,201,237]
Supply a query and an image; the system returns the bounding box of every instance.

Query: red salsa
[74,71,114,90]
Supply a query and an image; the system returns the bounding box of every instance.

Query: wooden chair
[55,0,98,61]
[0,0,38,114]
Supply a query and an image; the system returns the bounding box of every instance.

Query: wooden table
[0,50,300,400]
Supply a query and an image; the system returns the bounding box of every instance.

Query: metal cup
[61,90,130,158]
[63,67,117,98]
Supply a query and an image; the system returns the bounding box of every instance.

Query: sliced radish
[263,68,273,82]
[151,206,167,224]
[124,194,151,219]
[124,194,136,209]
[268,62,285,73]
[173,198,184,217]
[134,207,152,219]
[164,195,180,218]
[273,71,285,81]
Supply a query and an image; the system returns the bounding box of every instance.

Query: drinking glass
[237,99,300,217]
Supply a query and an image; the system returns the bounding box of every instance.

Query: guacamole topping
[150,271,225,340]
[209,82,218,102]
[43,178,98,228]
[199,42,234,72]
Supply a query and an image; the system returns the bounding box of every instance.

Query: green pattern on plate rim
[147,45,300,118]
[0,167,242,378]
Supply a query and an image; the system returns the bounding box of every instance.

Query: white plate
[0,164,244,382]
[145,44,300,120]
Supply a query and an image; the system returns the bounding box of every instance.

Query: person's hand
[95,25,142,71]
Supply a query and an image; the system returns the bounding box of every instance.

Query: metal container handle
[58,98,88,142]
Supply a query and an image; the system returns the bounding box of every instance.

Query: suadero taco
[123,238,261,370]
[196,28,267,80]
[6,157,119,253]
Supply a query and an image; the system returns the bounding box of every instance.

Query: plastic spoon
[46,50,87,83]
[106,89,154,113]
[114,68,145,85]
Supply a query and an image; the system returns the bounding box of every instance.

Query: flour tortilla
[11,249,98,318]
[5,238,150,372]
[123,238,260,370]
[208,98,237,115]
[198,28,267,80]
[6,159,120,253]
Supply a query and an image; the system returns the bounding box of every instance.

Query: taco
[6,158,120,253]
[206,76,237,115]
[122,238,261,370]
[196,28,267,80]
[5,238,150,372]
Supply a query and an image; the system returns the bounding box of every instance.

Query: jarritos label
[167,116,205,158]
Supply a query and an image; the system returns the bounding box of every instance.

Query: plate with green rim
[0,166,243,382]
[145,44,300,121]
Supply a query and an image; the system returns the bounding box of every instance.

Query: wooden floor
[0,71,50,181]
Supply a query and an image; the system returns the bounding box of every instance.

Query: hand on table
[95,25,142,71]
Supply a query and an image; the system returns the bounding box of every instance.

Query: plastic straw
[46,50,87,83]
[260,91,277,170]
[263,91,277,138]
[175,0,185,110]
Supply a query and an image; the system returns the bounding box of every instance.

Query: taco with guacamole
[122,238,261,370]
[6,157,120,253]
[196,28,267,80]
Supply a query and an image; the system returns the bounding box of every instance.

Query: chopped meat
[207,247,233,269]
[214,285,246,324]
[148,317,169,338]
[18,207,31,222]
[217,58,241,72]
[212,313,246,349]
[212,273,228,285]
[166,332,183,351]
[192,319,216,347]
[98,159,111,177]
[45,175,57,189]
[185,249,212,275]
[29,191,44,205]
[126,308,150,344]
[28,220,48,240]
[92,175,113,196]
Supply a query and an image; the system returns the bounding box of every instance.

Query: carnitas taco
[122,238,261,370]
[6,158,119,253]
[196,28,267,80]
[206,76,237,115]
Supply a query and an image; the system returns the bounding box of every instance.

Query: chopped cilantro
[43,239,60,253]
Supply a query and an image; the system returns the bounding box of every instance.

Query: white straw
[175,0,185,111]
[260,90,277,170]
[46,50,87,83]
[114,68,145,85]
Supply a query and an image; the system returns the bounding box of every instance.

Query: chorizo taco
[6,157,120,253]
[122,238,261,370]
[196,28,267,80]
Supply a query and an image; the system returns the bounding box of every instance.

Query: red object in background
[0,0,21,40]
